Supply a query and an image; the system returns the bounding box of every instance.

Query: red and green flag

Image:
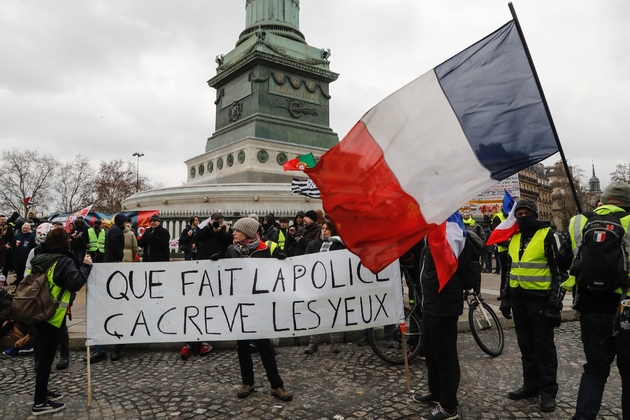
[283,153,316,171]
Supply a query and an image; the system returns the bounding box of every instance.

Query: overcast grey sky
[1,0,628,192]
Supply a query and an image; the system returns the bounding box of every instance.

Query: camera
[212,221,220,228]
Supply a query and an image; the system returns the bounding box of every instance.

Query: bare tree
[548,162,595,231]
[610,163,630,183]
[53,155,96,213]
[0,148,59,215]
[92,159,153,213]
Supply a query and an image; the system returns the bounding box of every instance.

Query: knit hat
[233,217,260,239]
[304,210,318,222]
[601,181,630,209]
[514,199,538,217]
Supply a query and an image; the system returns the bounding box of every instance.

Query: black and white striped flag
[291,177,320,199]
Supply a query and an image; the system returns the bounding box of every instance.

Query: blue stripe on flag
[435,21,558,181]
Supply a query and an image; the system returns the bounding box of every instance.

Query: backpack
[12,262,65,324]
[574,211,630,294]
[459,231,485,291]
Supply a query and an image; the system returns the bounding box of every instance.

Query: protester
[261,214,279,244]
[196,213,233,260]
[122,219,138,262]
[492,206,510,291]
[224,217,292,402]
[564,181,630,420]
[137,215,170,262]
[178,215,200,261]
[29,227,92,415]
[277,217,289,251]
[304,220,346,354]
[499,199,563,412]
[11,221,36,286]
[68,217,89,263]
[87,219,106,263]
[292,210,321,256]
[1,288,32,357]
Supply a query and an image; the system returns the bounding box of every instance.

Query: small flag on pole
[283,153,316,171]
[291,178,320,199]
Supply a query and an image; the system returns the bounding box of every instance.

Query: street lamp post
[132,152,144,193]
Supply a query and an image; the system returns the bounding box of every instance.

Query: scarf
[233,236,261,256]
[320,236,343,252]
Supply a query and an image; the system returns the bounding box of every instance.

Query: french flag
[427,212,467,292]
[486,190,519,246]
[305,21,558,274]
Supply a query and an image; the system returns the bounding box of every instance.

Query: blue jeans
[573,312,630,420]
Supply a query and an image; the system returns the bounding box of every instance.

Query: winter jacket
[122,226,138,262]
[138,225,171,262]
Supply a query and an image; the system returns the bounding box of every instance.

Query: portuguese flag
[283,153,316,171]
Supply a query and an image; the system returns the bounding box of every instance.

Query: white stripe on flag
[291,178,320,199]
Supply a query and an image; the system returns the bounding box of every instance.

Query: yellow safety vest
[278,230,286,251]
[508,227,552,290]
[493,212,508,252]
[265,240,279,255]
[46,262,71,328]
[87,228,105,253]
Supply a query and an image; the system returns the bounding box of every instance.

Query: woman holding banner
[224,217,293,402]
[303,220,346,354]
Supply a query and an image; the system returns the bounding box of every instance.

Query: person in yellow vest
[499,199,563,413]
[28,227,92,416]
[492,208,510,293]
[564,181,630,420]
[87,219,106,263]
[277,217,289,251]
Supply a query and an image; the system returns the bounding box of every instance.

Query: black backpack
[573,211,630,294]
[459,231,485,292]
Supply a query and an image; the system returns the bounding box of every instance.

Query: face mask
[516,214,538,232]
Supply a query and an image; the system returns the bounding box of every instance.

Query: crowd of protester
[2,180,629,419]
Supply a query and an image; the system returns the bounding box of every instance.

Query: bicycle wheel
[368,311,423,365]
[468,300,504,357]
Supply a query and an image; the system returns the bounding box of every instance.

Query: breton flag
[305,20,559,275]
[291,178,321,199]
[486,190,519,246]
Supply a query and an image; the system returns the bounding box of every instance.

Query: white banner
[86,250,403,346]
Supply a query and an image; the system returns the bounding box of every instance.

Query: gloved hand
[544,307,562,328]
[499,300,512,319]
[209,253,221,261]
[276,252,287,260]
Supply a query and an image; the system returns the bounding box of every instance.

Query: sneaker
[331,341,341,354]
[413,393,439,404]
[110,350,121,361]
[56,356,69,370]
[18,346,34,355]
[46,390,63,401]
[237,384,255,398]
[199,342,213,356]
[3,347,19,357]
[356,337,369,346]
[421,404,458,420]
[304,341,318,354]
[271,386,293,401]
[32,400,66,416]
[180,344,193,360]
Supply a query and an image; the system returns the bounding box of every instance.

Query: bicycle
[368,267,504,365]
[465,287,504,357]
[368,265,423,365]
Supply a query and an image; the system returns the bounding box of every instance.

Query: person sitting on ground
[1,288,33,357]
[223,217,293,402]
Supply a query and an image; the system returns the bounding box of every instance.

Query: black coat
[104,224,124,262]
[293,222,321,256]
[138,225,171,262]
[178,225,199,254]
[196,225,233,260]
[420,242,465,318]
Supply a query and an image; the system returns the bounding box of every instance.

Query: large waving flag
[486,190,518,245]
[64,204,93,232]
[305,20,559,273]
[427,212,467,291]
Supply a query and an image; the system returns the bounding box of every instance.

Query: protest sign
[86,250,403,346]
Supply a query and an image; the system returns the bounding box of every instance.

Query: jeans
[573,312,630,420]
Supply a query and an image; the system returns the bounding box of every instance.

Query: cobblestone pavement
[0,322,623,419]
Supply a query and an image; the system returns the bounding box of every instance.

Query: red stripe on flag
[306,121,435,273]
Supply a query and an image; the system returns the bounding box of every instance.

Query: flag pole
[508,2,582,213]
